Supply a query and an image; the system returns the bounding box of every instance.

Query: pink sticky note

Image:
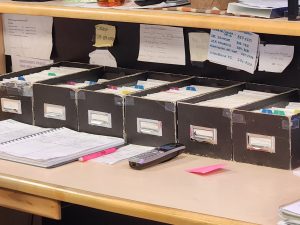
[186,164,225,174]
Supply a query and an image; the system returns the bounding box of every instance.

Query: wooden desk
[0,154,299,225]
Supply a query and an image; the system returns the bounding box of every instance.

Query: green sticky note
[48,72,56,76]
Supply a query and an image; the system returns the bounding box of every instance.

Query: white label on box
[88,110,112,128]
[137,118,162,136]
[1,98,22,114]
[247,133,275,153]
[44,103,66,121]
[190,125,217,144]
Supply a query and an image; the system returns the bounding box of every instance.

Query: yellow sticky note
[94,24,116,48]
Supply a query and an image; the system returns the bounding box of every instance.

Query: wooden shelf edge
[0,2,300,36]
[0,173,254,225]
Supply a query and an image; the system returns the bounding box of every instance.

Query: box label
[247,133,275,153]
[1,98,22,114]
[190,125,217,144]
[137,118,162,136]
[44,103,66,121]
[88,110,112,128]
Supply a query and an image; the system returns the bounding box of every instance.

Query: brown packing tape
[232,113,245,124]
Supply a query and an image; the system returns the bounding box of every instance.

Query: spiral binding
[0,127,64,146]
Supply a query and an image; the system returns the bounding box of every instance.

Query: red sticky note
[186,164,225,174]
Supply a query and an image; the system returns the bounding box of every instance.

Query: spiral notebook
[0,126,124,168]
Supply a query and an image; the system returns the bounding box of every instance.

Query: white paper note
[11,56,53,72]
[3,14,53,59]
[258,44,294,73]
[208,29,259,74]
[138,25,185,65]
[91,144,154,165]
[188,32,210,62]
[89,49,117,67]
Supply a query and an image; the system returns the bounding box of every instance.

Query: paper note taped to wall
[208,29,259,74]
[188,32,210,62]
[89,49,117,67]
[3,14,53,59]
[258,44,294,73]
[12,56,53,72]
[138,24,185,65]
[94,24,116,48]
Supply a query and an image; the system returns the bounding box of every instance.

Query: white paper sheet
[0,119,47,144]
[3,14,53,59]
[11,56,53,72]
[188,32,210,62]
[91,144,154,164]
[239,0,299,8]
[89,49,117,67]
[138,25,185,65]
[208,29,259,74]
[258,44,294,73]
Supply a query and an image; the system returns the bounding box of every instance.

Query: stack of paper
[0,121,124,168]
[144,85,220,102]
[0,66,87,87]
[256,102,300,116]
[196,90,276,109]
[96,79,170,96]
[279,200,300,225]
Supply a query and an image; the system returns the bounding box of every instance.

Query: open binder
[0,125,124,168]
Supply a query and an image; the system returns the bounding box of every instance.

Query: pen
[79,147,117,162]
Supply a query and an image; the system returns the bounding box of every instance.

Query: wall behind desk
[5,18,300,88]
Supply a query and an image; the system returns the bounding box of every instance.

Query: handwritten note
[89,49,117,67]
[3,14,53,59]
[94,24,116,48]
[186,164,225,174]
[208,29,259,74]
[258,44,294,73]
[188,32,210,62]
[11,56,53,72]
[138,25,185,65]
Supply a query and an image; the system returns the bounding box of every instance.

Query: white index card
[138,24,185,65]
[208,29,260,74]
[11,56,53,72]
[258,44,294,73]
[89,49,117,67]
[3,14,53,59]
[188,32,210,62]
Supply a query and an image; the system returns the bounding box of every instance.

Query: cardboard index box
[33,66,139,130]
[77,71,189,138]
[177,83,293,160]
[125,77,240,147]
[232,90,300,169]
[0,62,98,125]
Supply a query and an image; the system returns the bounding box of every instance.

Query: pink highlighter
[79,147,117,162]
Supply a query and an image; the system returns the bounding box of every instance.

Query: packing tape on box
[125,97,134,106]
[232,113,246,124]
[222,109,231,119]
[77,91,86,100]
[164,102,176,112]
[114,96,123,106]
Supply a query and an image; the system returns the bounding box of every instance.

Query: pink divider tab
[186,164,225,174]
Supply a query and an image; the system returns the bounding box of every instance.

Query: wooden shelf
[1,0,300,36]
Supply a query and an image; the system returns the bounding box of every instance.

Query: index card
[258,44,294,73]
[89,49,117,67]
[186,164,225,174]
[94,24,116,47]
[188,32,210,62]
[3,14,53,59]
[208,29,259,74]
[12,56,53,72]
[138,24,185,65]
